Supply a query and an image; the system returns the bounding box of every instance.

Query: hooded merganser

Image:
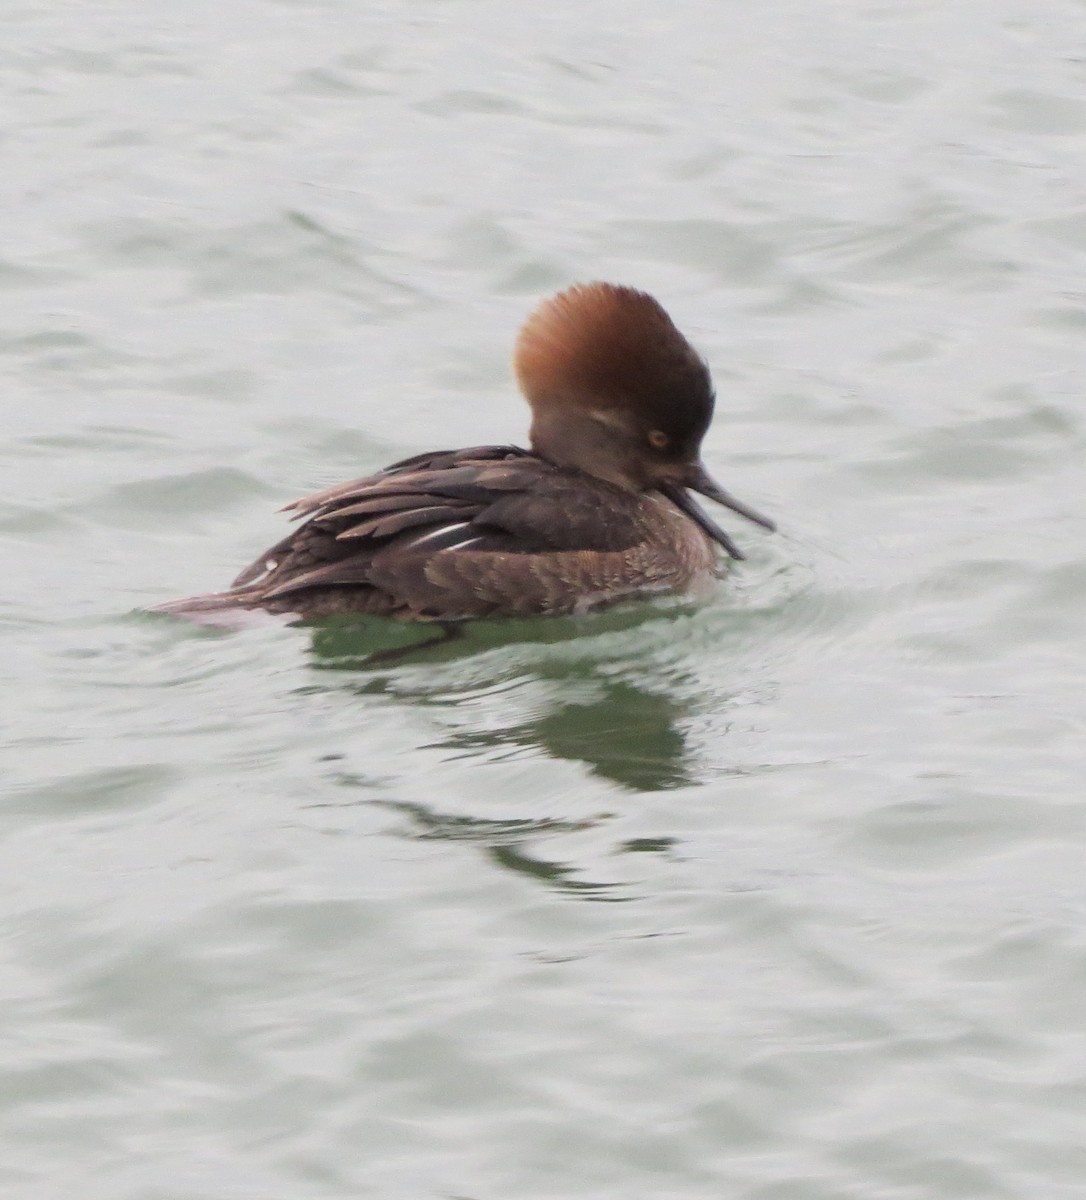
[155,283,774,623]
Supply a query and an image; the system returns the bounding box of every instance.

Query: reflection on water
[302,611,714,897]
[306,615,464,665]
[374,800,627,901]
[436,679,693,791]
[303,601,702,669]
[306,611,705,790]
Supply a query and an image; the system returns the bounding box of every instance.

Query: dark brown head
[514,282,774,557]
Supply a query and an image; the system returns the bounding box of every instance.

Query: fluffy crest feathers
[513,282,715,445]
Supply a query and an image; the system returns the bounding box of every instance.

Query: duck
[154,282,774,624]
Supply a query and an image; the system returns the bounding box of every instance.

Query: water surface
[4,1,1086,1196]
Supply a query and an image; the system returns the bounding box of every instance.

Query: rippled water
[4,1,1086,1196]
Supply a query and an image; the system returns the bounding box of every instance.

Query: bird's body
[155,284,773,624]
[155,444,721,621]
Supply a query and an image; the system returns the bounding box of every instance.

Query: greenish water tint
[4,1,1086,1197]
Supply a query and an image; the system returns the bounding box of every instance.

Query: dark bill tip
[660,483,746,560]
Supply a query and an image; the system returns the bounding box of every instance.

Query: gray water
[4,1,1086,1196]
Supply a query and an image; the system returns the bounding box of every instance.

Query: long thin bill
[684,462,776,531]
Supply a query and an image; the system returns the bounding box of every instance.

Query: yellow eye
[647,429,669,449]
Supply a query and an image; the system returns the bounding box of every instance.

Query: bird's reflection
[372,799,628,901]
[302,610,723,898]
[305,610,702,791]
[436,678,693,791]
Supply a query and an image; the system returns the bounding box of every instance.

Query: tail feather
[151,581,396,625]
[150,587,291,629]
